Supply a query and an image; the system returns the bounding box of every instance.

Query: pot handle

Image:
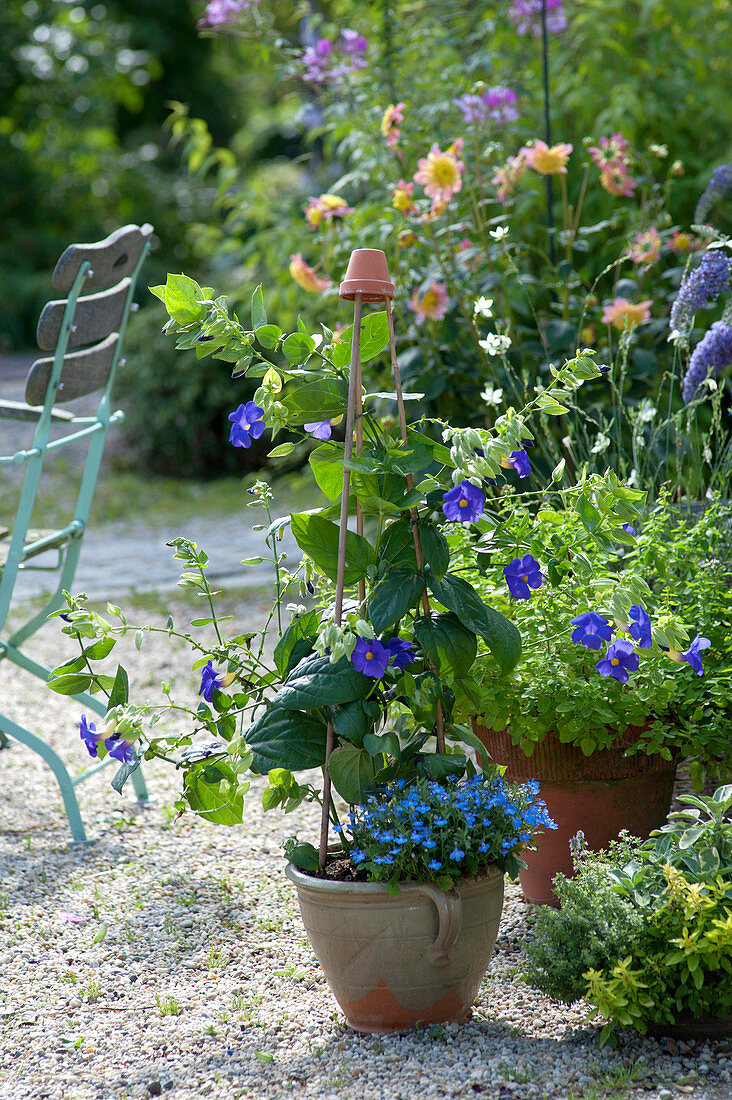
[412,885,462,968]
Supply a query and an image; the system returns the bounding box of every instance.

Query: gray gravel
[1,600,731,1100]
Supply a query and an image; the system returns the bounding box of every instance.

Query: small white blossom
[479,333,512,356]
[590,432,611,454]
[637,399,657,423]
[473,296,494,318]
[627,468,639,488]
[489,224,509,240]
[480,384,504,407]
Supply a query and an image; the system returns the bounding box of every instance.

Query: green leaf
[268,442,295,459]
[378,518,449,577]
[332,311,390,368]
[245,706,328,774]
[417,753,466,781]
[290,512,373,586]
[414,612,477,678]
[309,441,345,502]
[273,610,320,678]
[363,730,400,760]
[286,842,319,872]
[91,923,108,944]
[426,573,521,671]
[47,672,93,696]
[281,377,349,423]
[250,284,267,330]
[282,332,316,364]
[369,568,425,633]
[678,825,706,849]
[328,744,379,804]
[182,758,248,825]
[164,274,205,325]
[83,636,115,661]
[274,653,371,711]
[111,757,142,794]
[536,392,570,415]
[576,493,602,532]
[108,665,129,710]
[255,323,282,349]
[330,698,374,747]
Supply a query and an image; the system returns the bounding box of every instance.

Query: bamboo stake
[318,293,363,872]
[385,299,445,754]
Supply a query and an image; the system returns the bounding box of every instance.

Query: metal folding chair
[0,224,153,842]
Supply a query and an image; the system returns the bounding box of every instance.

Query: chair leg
[0,713,88,843]
[0,730,9,750]
[130,760,150,804]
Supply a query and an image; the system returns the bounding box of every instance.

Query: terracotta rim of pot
[472,723,677,782]
[339,248,395,302]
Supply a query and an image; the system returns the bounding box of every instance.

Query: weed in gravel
[122,922,138,942]
[84,977,101,1003]
[255,914,283,933]
[156,994,183,1017]
[498,1065,533,1083]
[567,1059,643,1100]
[206,942,229,970]
[60,972,77,984]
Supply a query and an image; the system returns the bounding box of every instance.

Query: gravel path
[1,600,731,1100]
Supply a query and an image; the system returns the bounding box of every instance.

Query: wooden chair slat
[36,278,131,351]
[0,399,74,422]
[52,223,153,293]
[25,333,118,405]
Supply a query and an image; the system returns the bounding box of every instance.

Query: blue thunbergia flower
[503,554,543,600]
[228,401,265,448]
[441,480,485,523]
[78,715,102,759]
[621,523,636,535]
[199,660,224,702]
[387,637,416,670]
[628,604,653,649]
[351,637,390,678]
[681,633,711,676]
[596,638,639,683]
[501,448,531,478]
[570,611,613,650]
[104,734,136,767]
[304,420,333,440]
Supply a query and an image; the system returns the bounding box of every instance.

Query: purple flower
[670,250,732,334]
[681,633,711,676]
[509,448,531,478]
[228,401,265,448]
[596,639,639,683]
[199,660,224,702]
[682,322,732,403]
[387,637,416,670]
[341,28,369,54]
[351,637,390,679]
[442,480,485,523]
[78,715,102,759]
[503,554,543,600]
[104,735,136,767]
[304,420,332,440]
[695,163,732,225]
[301,29,368,85]
[628,605,653,649]
[510,0,567,37]
[570,611,613,650]
[199,0,257,28]
[453,85,519,126]
[621,523,636,535]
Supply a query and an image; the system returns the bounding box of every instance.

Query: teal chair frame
[0,225,153,842]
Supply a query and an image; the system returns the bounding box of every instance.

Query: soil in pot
[286,861,504,1033]
[473,724,677,906]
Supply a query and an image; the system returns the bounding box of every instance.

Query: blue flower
[78,715,101,759]
[570,611,613,650]
[503,554,543,600]
[304,420,333,440]
[449,845,465,861]
[478,840,491,853]
[199,660,224,702]
[351,637,390,678]
[422,839,437,850]
[228,401,265,448]
[428,859,442,871]
[104,734,136,767]
[682,322,732,403]
[621,523,636,535]
[596,639,639,683]
[695,164,732,225]
[441,480,485,523]
[500,448,531,478]
[681,633,711,676]
[670,250,732,334]
[628,605,652,649]
[372,854,395,865]
[387,637,416,670]
[350,848,366,863]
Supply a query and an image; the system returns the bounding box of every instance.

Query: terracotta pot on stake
[289,248,505,1033]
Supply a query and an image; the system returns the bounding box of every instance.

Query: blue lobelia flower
[78,715,102,759]
[387,637,416,670]
[596,638,639,683]
[441,480,485,523]
[503,554,543,600]
[351,636,390,679]
[427,859,442,871]
[104,734,136,766]
[681,633,711,676]
[304,420,333,440]
[628,604,653,649]
[228,401,266,448]
[449,845,465,861]
[570,611,613,650]
[500,448,531,478]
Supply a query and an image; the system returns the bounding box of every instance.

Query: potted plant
[525,784,732,1040]
[447,490,732,904]
[48,249,582,1031]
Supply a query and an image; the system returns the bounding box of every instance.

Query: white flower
[479,333,512,356]
[473,296,494,318]
[637,399,657,423]
[480,384,504,407]
[590,432,611,454]
[627,468,639,488]
[489,225,509,240]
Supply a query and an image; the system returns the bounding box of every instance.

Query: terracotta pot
[646,1010,732,1039]
[339,248,395,302]
[286,863,504,1033]
[472,724,677,906]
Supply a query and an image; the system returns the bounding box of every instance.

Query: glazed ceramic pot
[472,724,677,906]
[285,863,504,1033]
